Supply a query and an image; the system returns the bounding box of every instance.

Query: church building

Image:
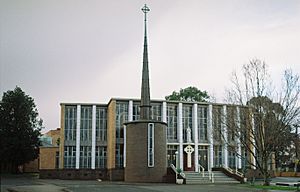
[56,5,255,182]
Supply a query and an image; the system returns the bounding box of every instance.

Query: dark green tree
[165,86,210,102]
[0,87,42,173]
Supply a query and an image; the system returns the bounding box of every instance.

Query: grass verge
[245,184,299,191]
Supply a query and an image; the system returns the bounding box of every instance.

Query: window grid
[213,106,222,142]
[95,146,107,168]
[151,103,162,121]
[148,123,154,167]
[96,107,107,142]
[228,146,236,168]
[133,103,140,121]
[198,106,208,142]
[167,145,178,166]
[64,106,77,141]
[182,105,193,143]
[213,145,223,167]
[116,102,128,139]
[115,144,123,168]
[64,146,76,168]
[80,106,92,141]
[79,146,91,168]
[166,104,178,142]
[227,107,236,142]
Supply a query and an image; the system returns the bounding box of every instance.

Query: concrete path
[1,174,299,192]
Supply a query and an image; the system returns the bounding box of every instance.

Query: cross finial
[142,4,150,14]
[142,4,150,23]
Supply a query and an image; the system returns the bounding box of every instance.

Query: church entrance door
[183,145,195,171]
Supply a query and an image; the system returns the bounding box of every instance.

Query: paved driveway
[1,174,296,192]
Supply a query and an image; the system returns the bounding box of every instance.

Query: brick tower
[124,4,167,182]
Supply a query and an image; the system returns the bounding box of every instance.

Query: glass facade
[64,106,77,168]
[96,107,107,142]
[115,144,123,168]
[64,146,76,168]
[198,106,208,142]
[95,146,107,168]
[213,106,222,142]
[62,101,251,171]
[115,102,128,140]
[133,102,140,121]
[228,146,236,168]
[227,107,236,142]
[64,106,77,141]
[167,145,178,166]
[214,145,223,167]
[80,146,92,168]
[80,106,92,142]
[151,103,162,121]
[241,146,248,169]
[182,105,193,143]
[198,146,208,170]
[166,104,177,142]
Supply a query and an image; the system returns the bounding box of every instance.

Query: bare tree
[219,59,300,185]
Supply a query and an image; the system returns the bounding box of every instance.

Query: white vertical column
[128,100,133,122]
[251,111,256,169]
[91,105,96,169]
[208,104,214,170]
[178,103,183,169]
[193,104,198,172]
[75,105,81,169]
[236,106,242,169]
[162,102,167,123]
[222,105,228,168]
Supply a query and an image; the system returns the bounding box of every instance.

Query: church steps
[184,171,240,184]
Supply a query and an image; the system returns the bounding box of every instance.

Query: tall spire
[140,4,151,120]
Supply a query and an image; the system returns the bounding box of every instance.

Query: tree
[165,86,210,102]
[223,59,300,185]
[0,87,42,173]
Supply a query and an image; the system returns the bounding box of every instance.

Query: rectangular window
[198,106,208,142]
[116,102,128,140]
[115,144,124,168]
[95,146,107,168]
[55,151,59,169]
[241,147,248,169]
[96,107,107,142]
[64,106,77,141]
[213,106,222,142]
[133,103,140,120]
[151,103,162,121]
[227,107,236,142]
[213,145,222,167]
[182,105,193,143]
[167,145,178,166]
[80,106,92,142]
[148,123,154,167]
[167,104,177,142]
[228,146,236,168]
[79,146,91,168]
[63,146,76,168]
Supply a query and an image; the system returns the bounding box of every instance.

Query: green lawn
[245,184,299,191]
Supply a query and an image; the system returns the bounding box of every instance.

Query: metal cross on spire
[142,4,150,19]
[141,4,150,37]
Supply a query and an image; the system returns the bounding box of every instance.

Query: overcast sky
[1,0,300,132]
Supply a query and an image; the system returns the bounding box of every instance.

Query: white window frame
[148,123,155,167]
